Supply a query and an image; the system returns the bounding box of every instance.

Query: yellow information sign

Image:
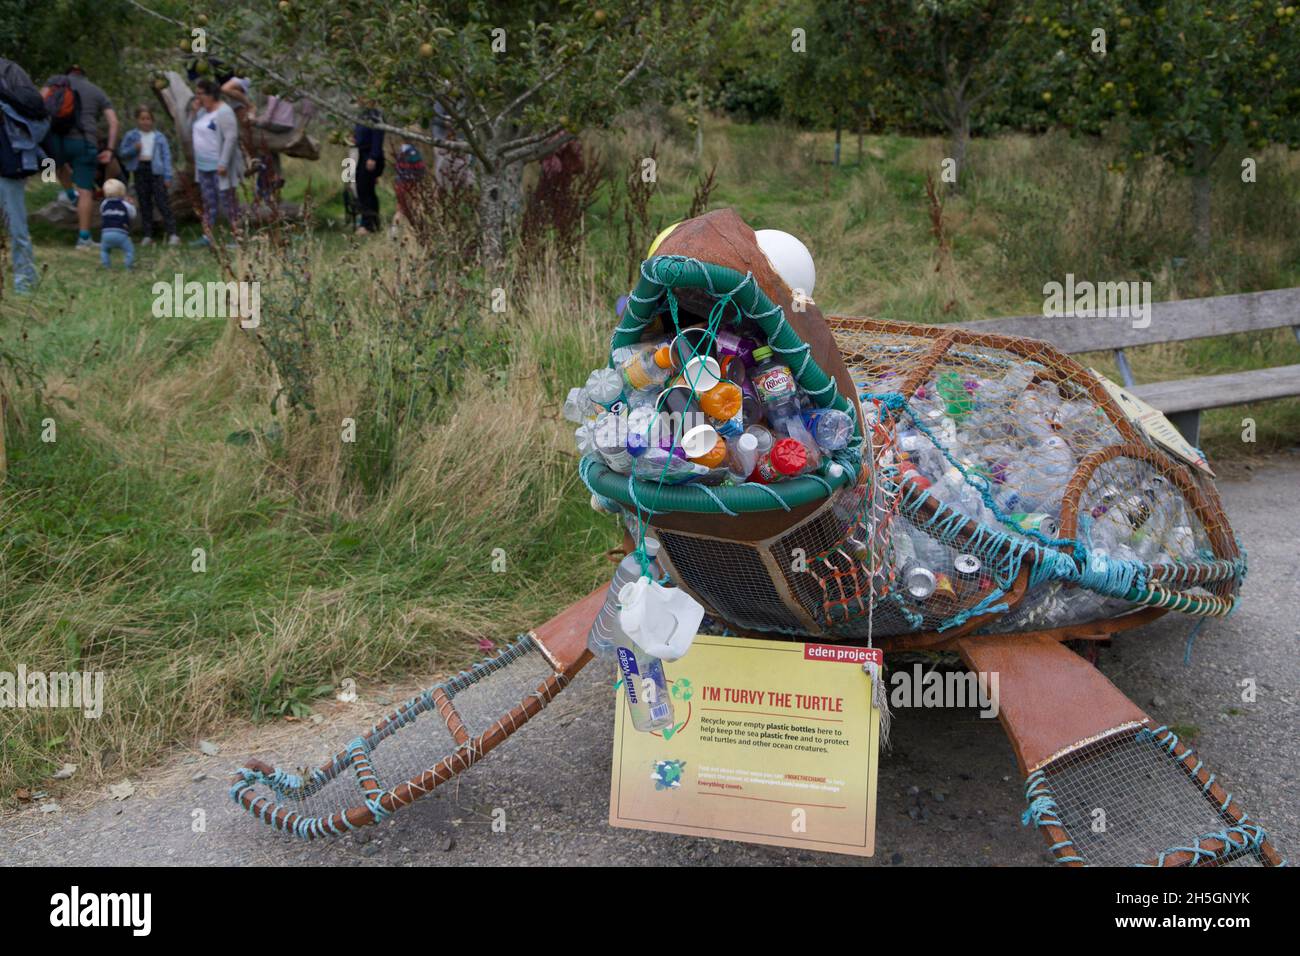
[1090,368,1215,477]
[609,636,880,857]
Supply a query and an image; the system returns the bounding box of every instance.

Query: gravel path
[3,457,1295,867]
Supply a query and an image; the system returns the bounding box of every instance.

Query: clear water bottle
[585,367,624,407]
[563,386,599,424]
[615,635,675,733]
[587,539,660,659]
[725,431,759,482]
[593,410,634,474]
[801,407,853,452]
[575,421,600,457]
[586,539,675,732]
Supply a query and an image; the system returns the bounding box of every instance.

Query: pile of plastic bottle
[565,318,852,489]
[866,361,1205,630]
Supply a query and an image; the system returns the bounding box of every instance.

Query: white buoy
[754,229,816,300]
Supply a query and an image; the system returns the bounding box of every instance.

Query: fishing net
[585,296,1245,644]
[1022,723,1287,867]
[231,630,583,839]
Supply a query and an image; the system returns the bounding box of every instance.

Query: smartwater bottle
[585,538,674,732]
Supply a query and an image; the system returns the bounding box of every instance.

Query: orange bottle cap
[654,346,673,369]
[699,382,742,420]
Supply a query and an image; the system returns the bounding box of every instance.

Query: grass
[2,110,1298,795]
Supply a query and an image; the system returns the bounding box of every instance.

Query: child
[99,178,136,269]
[390,140,427,238]
[118,106,179,245]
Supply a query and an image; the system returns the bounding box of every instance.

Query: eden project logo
[152,273,261,328]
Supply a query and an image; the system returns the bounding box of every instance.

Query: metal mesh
[657,530,808,634]
[1030,726,1267,867]
[233,636,564,837]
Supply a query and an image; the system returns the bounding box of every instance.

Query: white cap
[680,355,722,393]
[680,423,721,459]
[737,432,758,452]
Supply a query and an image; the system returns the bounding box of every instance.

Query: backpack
[0,58,46,120]
[41,75,81,136]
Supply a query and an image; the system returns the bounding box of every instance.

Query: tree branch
[125,0,471,152]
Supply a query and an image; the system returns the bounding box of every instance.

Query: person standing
[43,65,118,250]
[119,106,179,246]
[352,106,384,235]
[0,56,49,294]
[97,178,136,269]
[190,77,242,246]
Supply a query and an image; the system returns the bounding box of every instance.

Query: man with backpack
[0,57,50,294]
[42,65,118,250]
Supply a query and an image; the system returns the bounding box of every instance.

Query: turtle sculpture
[232,210,1284,867]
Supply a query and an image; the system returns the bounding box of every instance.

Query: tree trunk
[834,123,842,167]
[1191,142,1213,255]
[477,161,524,269]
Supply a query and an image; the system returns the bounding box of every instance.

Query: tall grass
[0,229,616,792]
[2,111,1298,794]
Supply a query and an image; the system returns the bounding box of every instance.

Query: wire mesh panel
[656,530,811,635]
[232,635,574,838]
[1022,724,1281,866]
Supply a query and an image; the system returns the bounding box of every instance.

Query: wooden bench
[955,287,1300,446]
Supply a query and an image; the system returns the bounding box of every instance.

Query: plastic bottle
[563,386,599,424]
[715,328,758,367]
[614,632,675,732]
[633,448,713,484]
[892,533,938,600]
[750,346,801,422]
[625,405,659,457]
[745,423,775,458]
[626,386,660,409]
[699,381,744,437]
[751,437,807,483]
[801,407,853,452]
[1006,436,1073,512]
[588,540,660,659]
[589,540,676,734]
[725,431,759,482]
[593,410,634,474]
[620,343,674,392]
[1016,389,1057,444]
[575,422,600,457]
[724,359,765,425]
[585,367,624,407]
[935,372,974,422]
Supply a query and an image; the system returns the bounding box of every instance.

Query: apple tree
[127,0,704,266]
[1042,0,1300,252]
[851,0,1035,191]
[781,0,879,165]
